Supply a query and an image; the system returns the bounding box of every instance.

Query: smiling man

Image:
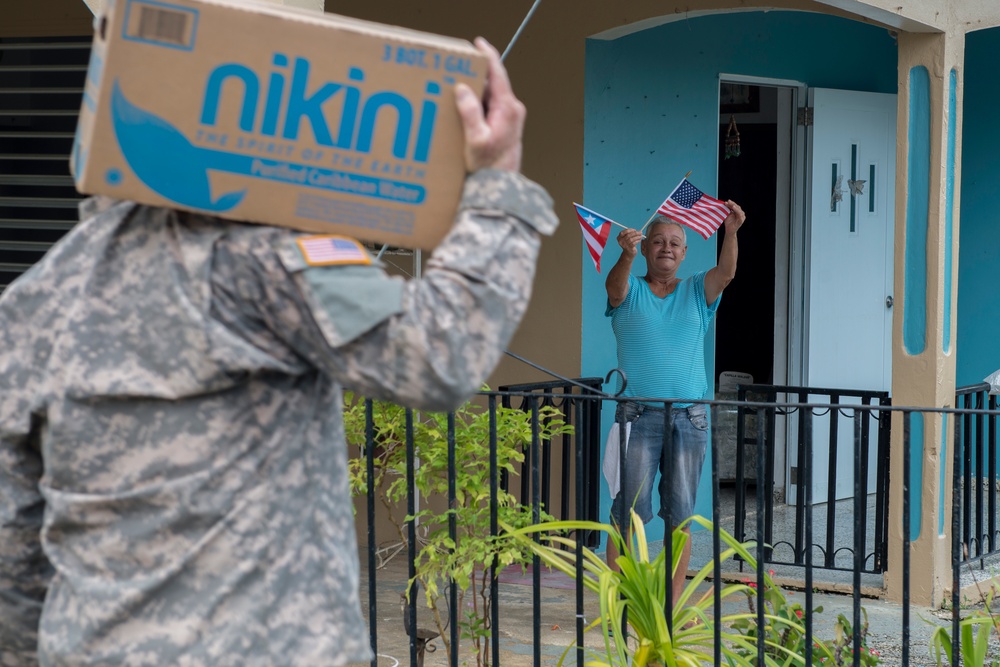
[603,203,745,603]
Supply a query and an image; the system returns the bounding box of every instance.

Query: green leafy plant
[929,587,1000,667]
[501,511,833,667]
[731,578,881,666]
[344,390,573,667]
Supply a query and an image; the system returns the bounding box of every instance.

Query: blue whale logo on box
[112,80,247,212]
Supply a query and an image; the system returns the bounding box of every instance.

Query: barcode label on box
[139,7,188,44]
[124,0,198,51]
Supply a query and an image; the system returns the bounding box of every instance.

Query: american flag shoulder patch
[295,235,371,267]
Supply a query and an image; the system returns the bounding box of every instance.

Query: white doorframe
[787,82,810,394]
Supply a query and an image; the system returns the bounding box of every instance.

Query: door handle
[886,295,894,309]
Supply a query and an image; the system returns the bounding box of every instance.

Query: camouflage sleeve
[221,169,557,412]
[0,351,49,667]
[0,434,46,667]
[338,169,558,410]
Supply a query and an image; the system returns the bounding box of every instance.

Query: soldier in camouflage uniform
[0,38,557,667]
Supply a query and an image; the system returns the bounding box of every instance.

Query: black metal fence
[352,383,1000,667]
[955,382,1000,566]
[731,384,891,574]
[498,377,604,548]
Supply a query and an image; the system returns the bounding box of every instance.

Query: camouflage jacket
[0,169,557,667]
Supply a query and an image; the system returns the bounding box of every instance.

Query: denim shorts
[609,400,709,528]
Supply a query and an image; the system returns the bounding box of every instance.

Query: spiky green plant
[501,512,835,667]
[929,587,1000,667]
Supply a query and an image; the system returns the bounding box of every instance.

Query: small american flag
[296,235,371,266]
[655,178,731,240]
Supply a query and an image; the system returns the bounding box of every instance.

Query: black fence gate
[731,384,892,575]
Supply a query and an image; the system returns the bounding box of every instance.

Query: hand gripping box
[71,0,487,250]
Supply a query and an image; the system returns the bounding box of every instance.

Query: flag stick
[501,0,543,62]
[604,217,644,238]
[612,218,644,237]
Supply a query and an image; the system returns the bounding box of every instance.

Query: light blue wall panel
[957,29,1000,387]
[904,66,930,356]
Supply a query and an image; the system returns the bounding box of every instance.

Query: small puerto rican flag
[573,202,613,273]
[296,235,371,266]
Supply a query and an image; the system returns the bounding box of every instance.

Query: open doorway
[715,83,780,386]
[713,81,797,499]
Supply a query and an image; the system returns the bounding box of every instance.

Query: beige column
[887,29,964,607]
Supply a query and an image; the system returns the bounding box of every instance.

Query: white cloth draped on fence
[601,421,631,499]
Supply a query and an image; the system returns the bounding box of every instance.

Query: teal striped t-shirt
[605,271,721,406]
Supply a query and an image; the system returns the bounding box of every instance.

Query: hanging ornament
[831,174,844,210]
[725,114,741,160]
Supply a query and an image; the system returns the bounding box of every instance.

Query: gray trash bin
[712,389,764,483]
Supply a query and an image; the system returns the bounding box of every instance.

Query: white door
[787,88,896,504]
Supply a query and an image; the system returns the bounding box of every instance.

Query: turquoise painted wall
[581,10,896,546]
[957,29,1000,387]
[904,66,930,356]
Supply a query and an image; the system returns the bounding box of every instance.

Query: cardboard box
[71,0,487,250]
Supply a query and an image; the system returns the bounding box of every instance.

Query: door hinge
[797,107,813,126]
[790,466,799,485]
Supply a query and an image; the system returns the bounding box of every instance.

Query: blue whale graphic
[111,80,246,212]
